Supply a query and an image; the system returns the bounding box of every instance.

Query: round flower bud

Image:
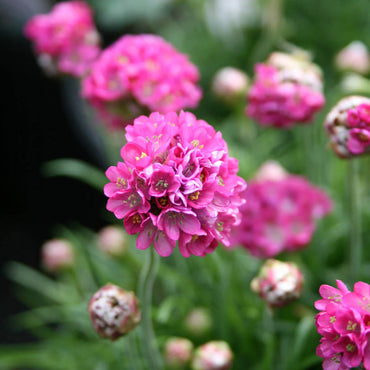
[184,308,212,336]
[41,239,74,272]
[212,67,249,104]
[97,226,127,257]
[88,284,141,340]
[335,41,370,75]
[164,337,194,369]
[253,160,288,182]
[324,95,370,158]
[251,259,303,308]
[191,341,233,370]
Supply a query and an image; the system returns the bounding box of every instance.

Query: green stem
[348,159,362,283]
[138,248,162,370]
[261,306,275,370]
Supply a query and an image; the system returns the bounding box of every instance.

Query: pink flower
[104,111,246,257]
[315,280,370,370]
[246,52,325,128]
[164,337,194,369]
[97,225,127,257]
[41,239,74,272]
[24,1,101,77]
[191,341,233,370]
[82,35,202,130]
[335,41,370,75]
[230,162,332,258]
[324,96,370,158]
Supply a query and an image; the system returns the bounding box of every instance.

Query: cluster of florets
[164,337,194,369]
[246,52,325,128]
[104,111,246,257]
[231,162,332,258]
[324,96,370,158]
[315,280,370,370]
[88,284,141,341]
[82,35,202,129]
[24,1,100,77]
[192,341,233,370]
[251,259,303,308]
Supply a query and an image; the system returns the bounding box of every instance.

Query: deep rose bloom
[335,41,370,75]
[24,1,101,77]
[324,96,370,158]
[88,284,141,340]
[315,280,370,370]
[104,111,246,257]
[191,341,233,370]
[251,259,303,308]
[165,337,194,369]
[231,162,332,258]
[41,239,74,272]
[246,52,325,128]
[82,35,202,130]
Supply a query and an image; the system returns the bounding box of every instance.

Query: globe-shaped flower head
[24,1,101,77]
[324,95,370,158]
[246,52,325,128]
[82,35,202,129]
[104,111,246,257]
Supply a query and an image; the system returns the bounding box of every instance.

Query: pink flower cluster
[315,280,370,370]
[24,1,101,77]
[104,111,246,257]
[231,173,332,258]
[324,96,370,158]
[246,52,325,128]
[82,35,202,129]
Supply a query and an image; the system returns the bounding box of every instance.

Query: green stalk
[348,159,362,283]
[138,248,162,370]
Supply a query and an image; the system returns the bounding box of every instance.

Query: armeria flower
[315,280,370,370]
[184,308,213,337]
[246,51,325,128]
[230,162,332,258]
[335,41,370,75]
[88,284,141,340]
[24,1,101,77]
[251,259,303,308]
[325,96,370,158]
[97,225,127,257]
[104,111,246,257]
[82,35,202,130]
[212,67,249,104]
[191,341,233,370]
[164,337,194,369]
[41,239,74,272]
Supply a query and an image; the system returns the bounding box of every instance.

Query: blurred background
[1,0,370,349]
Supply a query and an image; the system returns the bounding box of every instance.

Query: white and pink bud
[212,67,249,103]
[253,161,288,182]
[88,284,141,340]
[251,259,303,308]
[41,239,74,272]
[184,308,212,336]
[97,226,127,257]
[191,341,233,370]
[164,337,194,369]
[324,95,370,158]
[335,41,370,75]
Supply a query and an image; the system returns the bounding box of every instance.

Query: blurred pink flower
[165,337,194,369]
[192,341,233,370]
[82,35,202,130]
[24,1,101,77]
[104,111,246,257]
[335,41,370,75]
[41,239,74,272]
[246,52,325,128]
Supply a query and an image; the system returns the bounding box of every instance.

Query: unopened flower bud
[41,239,74,272]
[97,226,127,257]
[251,259,303,308]
[335,41,370,75]
[340,73,370,94]
[324,95,370,158]
[165,337,194,369]
[212,67,249,103]
[192,341,233,370]
[253,161,288,182]
[88,284,141,340]
[184,308,212,336]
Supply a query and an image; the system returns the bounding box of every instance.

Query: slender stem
[348,159,362,283]
[261,306,275,370]
[138,248,162,370]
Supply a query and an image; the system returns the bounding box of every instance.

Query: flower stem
[348,159,362,283]
[138,247,162,369]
